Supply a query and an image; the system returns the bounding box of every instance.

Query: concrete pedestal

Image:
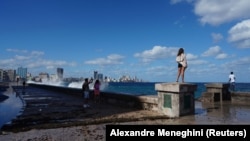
[155,82,197,118]
[200,83,231,103]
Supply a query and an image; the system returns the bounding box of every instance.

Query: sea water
[47,81,250,99]
[0,89,23,129]
[100,82,208,99]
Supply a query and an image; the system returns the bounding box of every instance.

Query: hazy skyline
[1,0,250,82]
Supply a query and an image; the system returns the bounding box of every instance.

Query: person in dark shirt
[82,78,93,108]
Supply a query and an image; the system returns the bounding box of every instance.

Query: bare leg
[181,67,186,82]
[176,67,181,82]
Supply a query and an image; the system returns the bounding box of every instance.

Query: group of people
[82,78,101,108]
[80,48,236,108]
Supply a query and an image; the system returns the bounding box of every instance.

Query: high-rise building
[57,68,63,81]
[17,67,27,80]
[94,71,98,79]
[97,73,103,81]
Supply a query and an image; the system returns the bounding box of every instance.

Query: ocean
[65,81,205,98]
[96,82,250,99]
[66,81,250,99]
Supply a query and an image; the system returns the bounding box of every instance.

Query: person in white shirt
[228,71,236,91]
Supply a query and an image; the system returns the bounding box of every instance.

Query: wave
[28,80,109,91]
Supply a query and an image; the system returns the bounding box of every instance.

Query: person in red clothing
[93,79,101,103]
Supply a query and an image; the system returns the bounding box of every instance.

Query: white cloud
[228,19,250,48]
[186,53,198,60]
[194,0,250,26]
[222,57,250,72]
[134,46,178,63]
[15,55,30,60]
[188,59,208,65]
[85,54,124,65]
[6,48,28,53]
[1,49,77,72]
[216,53,228,59]
[211,33,223,43]
[202,46,222,57]
[170,0,194,4]
[31,51,44,56]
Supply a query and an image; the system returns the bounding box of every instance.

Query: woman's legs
[181,67,186,82]
[176,67,181,82]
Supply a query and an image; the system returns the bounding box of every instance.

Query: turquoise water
[101,82,250,99]
[101,82,206,99]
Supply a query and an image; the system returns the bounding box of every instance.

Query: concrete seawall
[198,83,250,105]
[231,92,250,105]
[29,83,250,111]
[28,83,158,111]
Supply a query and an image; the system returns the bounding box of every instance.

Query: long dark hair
[177,48,184,56]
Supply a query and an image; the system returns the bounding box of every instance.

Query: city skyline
[1,0,250,82]
[0,66,142,83]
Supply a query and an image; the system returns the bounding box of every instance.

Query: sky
[0,0,250,82]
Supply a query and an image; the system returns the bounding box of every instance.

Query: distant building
[0,69,16,82]
[39,72,49,82]
[97,73,103,81]
[0,69,3,82]
[93,71,103,81]
[57,68,63,81]
[7,69,16,82]
[94,71,98,79]
[26,72,32,81]
[17,67,27,80]
[50,74,57,81]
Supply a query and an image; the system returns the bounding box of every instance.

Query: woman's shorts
[178,63,183,68]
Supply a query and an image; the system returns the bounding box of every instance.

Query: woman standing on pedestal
[176,48,188,83]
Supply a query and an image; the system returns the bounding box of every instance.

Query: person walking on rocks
[82,78,93,108]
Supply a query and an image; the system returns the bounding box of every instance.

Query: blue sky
[1,0,250,82]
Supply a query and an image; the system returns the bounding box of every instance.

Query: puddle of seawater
[0,92,23,129]
[23,97,54,100]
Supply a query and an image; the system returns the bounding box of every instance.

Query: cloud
[194,0,250,26]
[228,19,250,48]
[201,46,228,59]
[134,46,178,63]
[15,55,30,60]
[170,0,194,4]
[186,53,198,60]
[1,49,77,72]
[6,48,28,53]
[215,53,228,59]
[31,51,44,56]
[211,33,223,43]
[85,54,124,65]
[188,59,208,65]
[222,57,250,72]
[27,59,76,70]
[202,46,221,57]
